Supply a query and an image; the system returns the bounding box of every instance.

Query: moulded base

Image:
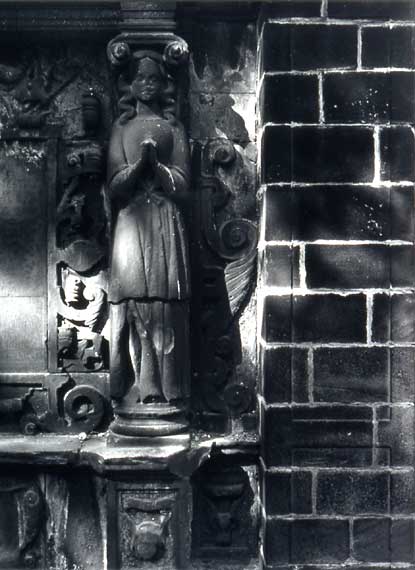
[107,401,190,447]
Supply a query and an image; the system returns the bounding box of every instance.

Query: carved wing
[225,246,257,317]
[222,220,257,318]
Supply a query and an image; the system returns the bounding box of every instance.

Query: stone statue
[107,49,191,438]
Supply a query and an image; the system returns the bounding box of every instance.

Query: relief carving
[58,266,107,372]
[192,139,257,421]
[192,459,257,560]
[0,478,44,568]
[119,490,177,568]
[56,145,109,373]
[20,378,107,435]
[0,49,80,130]
[106,35,191,443]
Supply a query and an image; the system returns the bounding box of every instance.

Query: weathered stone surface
[262,23,357,72]
[0,297,47,372]
[0,142,47,297]
[263,185,414,242]
[313,348,389,403]
[362,26,415,68]
[183,21,256,94]
[316,471,389,515]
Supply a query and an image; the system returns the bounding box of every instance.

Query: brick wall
[258,0,415,567]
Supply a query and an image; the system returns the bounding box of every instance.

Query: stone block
[313,348,389,403]
[373,294,415,343]
[264,519,290,564]
[391,348,415,402]
[381,127,415,182]
[263,245,293,288]
[262,75,319,123]
[262,126,291,183]
[391,470,415,514]
[292,127,374,183]
[262,407,373,467]
[353,518,415,563]
[263,294,367,344]
[353,518,390,562]
[263,471,312,515]
[292,294,367,343]
[362,26,415,68]
[316,471,389,515]
[262,296,291,343]
[377,405,415,466]
[306,245,390,289]
[390,246,415,286]
[261,347,309,404]
[263,187,292,242]
[264,518,350,565]
[324,72,415,123]
[262,23,357,71]
[292,405,372,421]
[391,519,415,562]
[263,186,414,241]
[292,447,376,467]
[328,0,415,20]
[290,519,350,564]
[260,0,321,20]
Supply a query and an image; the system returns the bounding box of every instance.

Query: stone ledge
[0,432,259,473]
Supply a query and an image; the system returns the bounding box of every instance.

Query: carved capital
[107,32,189,73]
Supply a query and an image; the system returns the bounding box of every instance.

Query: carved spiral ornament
[63,385,105,431]
[163,39,189,67]
[223,382,252,415]
[219,218,257,261]
[208,138,236,167]
[108,41,131,68]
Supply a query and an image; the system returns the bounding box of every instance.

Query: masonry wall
[258,0,415,567]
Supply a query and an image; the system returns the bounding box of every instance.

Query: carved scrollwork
[192,138,257,419]
[107,35,189,72]
[20,380,107,435]
[163,39,189,67]
[205,137,236,168]
[107,40,131,68]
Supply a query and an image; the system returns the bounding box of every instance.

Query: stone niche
[0,2,259,569]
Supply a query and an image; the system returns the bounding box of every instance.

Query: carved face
[131,58,163,103]
[133,526,162,561]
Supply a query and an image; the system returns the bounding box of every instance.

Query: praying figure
[107,49,190,413]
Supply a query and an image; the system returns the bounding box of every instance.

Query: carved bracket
[20,377,107,435]
[113,484,188,569]
[192,139,257,419]
[192,458,258,559]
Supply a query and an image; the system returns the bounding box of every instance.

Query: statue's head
[131,56,165,104]
[118,50,175,124]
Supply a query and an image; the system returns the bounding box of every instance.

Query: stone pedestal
[109,402,190,446]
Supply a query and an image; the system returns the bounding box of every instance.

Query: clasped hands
[119,137,173,197]
[134,138,159,172]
